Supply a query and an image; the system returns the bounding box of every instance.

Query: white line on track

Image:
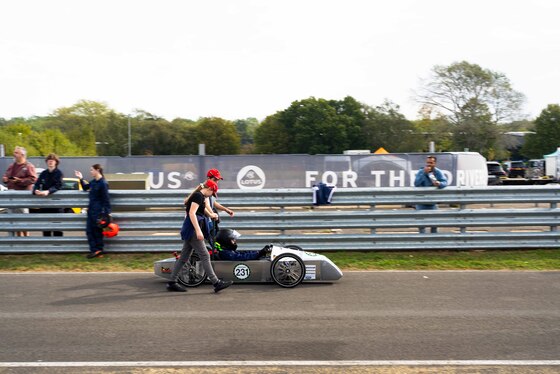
[2,309,560,319]
[0,361,559,367]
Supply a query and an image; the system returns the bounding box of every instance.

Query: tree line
[1,61,558,160]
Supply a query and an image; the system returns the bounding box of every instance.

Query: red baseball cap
[207,168,223,180]
[205,179,219,196]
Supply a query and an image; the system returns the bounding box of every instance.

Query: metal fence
[1,186,559,253]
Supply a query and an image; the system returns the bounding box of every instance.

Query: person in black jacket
[75,164,111,259]
[32,153,64,237]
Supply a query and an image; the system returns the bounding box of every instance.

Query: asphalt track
[0,271,559,373]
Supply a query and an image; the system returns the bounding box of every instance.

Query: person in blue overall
[75,164,111,259]
[32,153,64,236]
[414,155,448,233]
[167,180,233,293]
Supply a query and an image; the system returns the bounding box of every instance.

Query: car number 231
[234,264,251,280]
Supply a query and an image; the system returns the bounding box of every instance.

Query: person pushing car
[167,180,233,293]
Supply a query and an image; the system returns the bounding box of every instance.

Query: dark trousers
[43,230,63,237]
[416,204,438,234]
[86,214,104,252]
[37,208,64,237]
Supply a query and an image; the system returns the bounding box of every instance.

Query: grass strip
[326,249,560,270]
[0,249,559,272]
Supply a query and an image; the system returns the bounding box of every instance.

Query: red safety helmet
[102,222,120,238]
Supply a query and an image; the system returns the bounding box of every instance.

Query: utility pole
[128,115,131,157]
[429,141,435,153]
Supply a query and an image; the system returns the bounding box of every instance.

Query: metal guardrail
[0,186,559,253]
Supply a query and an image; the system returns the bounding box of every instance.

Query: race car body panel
[154,245,343,285]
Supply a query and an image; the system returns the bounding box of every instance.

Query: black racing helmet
[215,228,241,251]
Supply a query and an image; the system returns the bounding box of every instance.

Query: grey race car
[154,245,343,288]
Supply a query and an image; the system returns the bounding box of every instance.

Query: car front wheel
[270,253,306,288]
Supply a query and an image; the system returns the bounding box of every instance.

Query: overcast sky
[1,0,559,122]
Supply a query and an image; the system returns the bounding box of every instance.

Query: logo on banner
[237,165,265,189]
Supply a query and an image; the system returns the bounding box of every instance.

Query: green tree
[417,61,525,125]
[129,111,203,155]
[257,97,358,154]
[3,116,51,132]
[30,128,82,156]
[522,104,560,158]
[361,101,416,152]
[234,118,259,154]
[0,124,36,155]
[253,115,291,154]
[493,119,535,160]
[412,106,453,152]
[501,119,535,132]
[47,100,121,155]
[282,97,350,154]
[195,117,240,155]
[0,124,80,156]
[452,98,498,157]
[254,96,414,154]
[417,61,525,156]
[169,119,199,155]
[327,96,367,149]
[131,112,175,155]
[97,112,129,156]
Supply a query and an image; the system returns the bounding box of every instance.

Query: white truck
[502,147,560,185]
[544,147,560,181]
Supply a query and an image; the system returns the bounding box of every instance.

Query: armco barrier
[0,186,559,253]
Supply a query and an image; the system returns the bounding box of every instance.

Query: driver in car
[214,229,270,261]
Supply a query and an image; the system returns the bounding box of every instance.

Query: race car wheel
[177,253,207,287]
[271,253,306,288]
[285,245,303,251]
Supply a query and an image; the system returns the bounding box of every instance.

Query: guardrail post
[551,202,558,232]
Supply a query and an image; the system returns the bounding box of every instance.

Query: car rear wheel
[177,253,207,287]
[270,253,306,288]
